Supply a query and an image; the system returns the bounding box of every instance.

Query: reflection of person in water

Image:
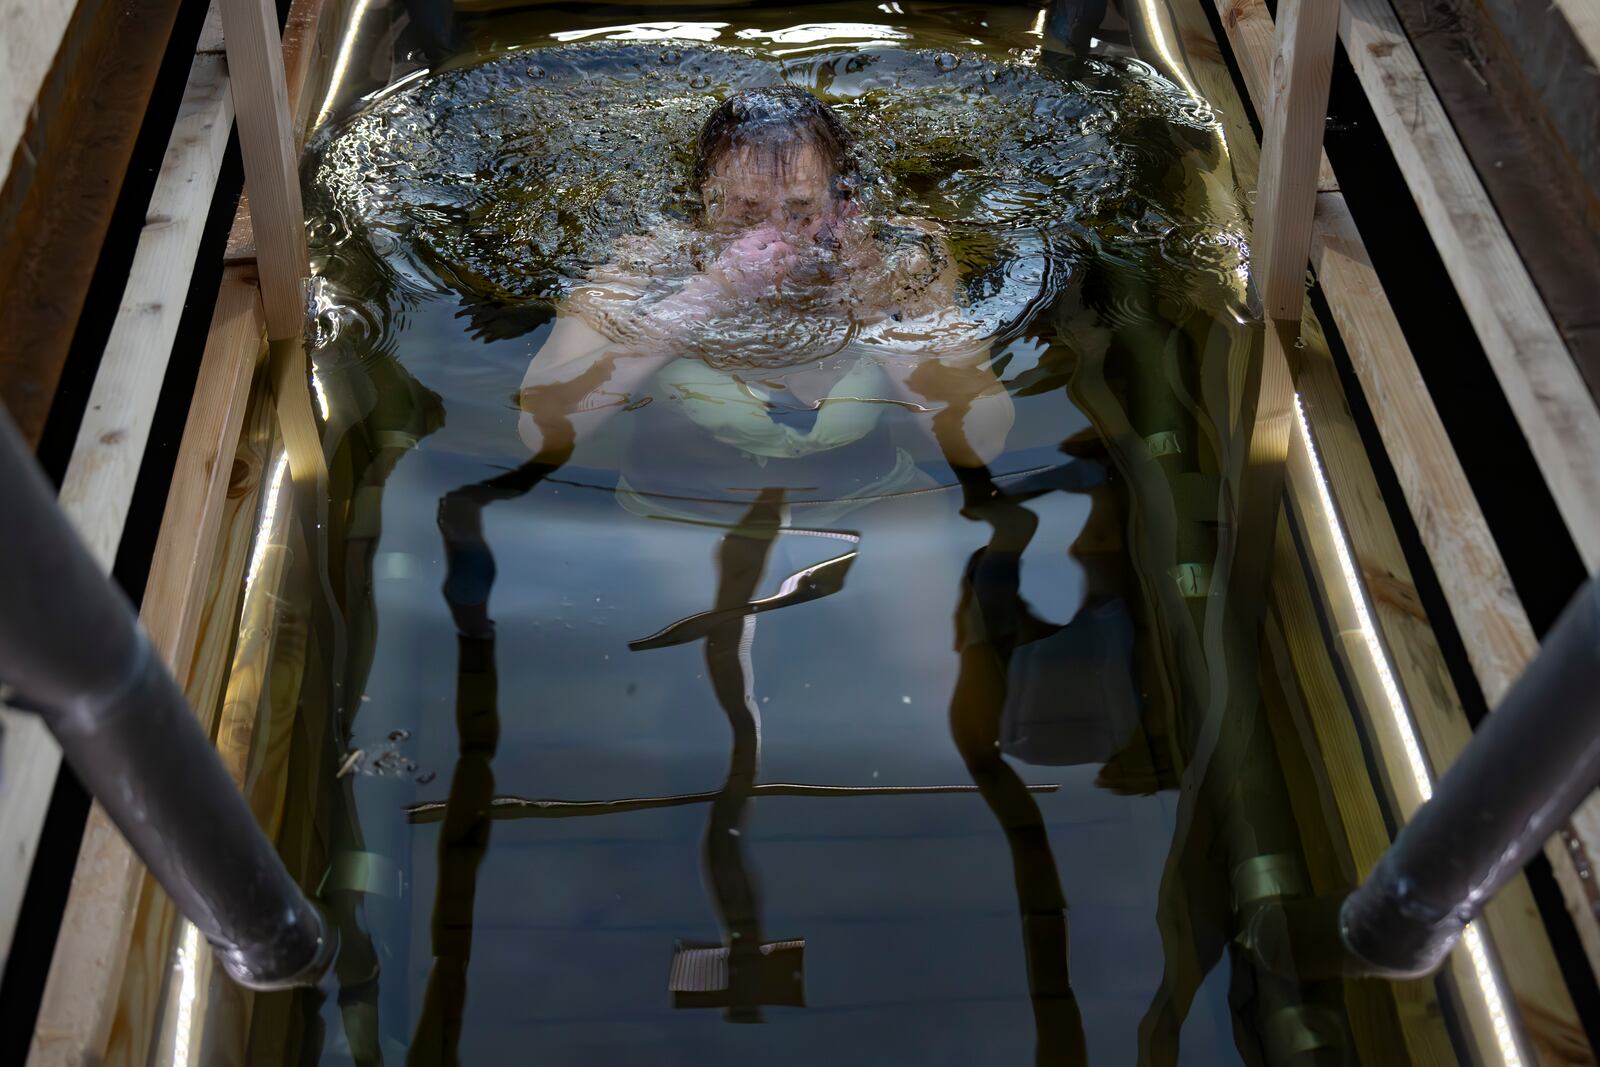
[515,86,1014,489]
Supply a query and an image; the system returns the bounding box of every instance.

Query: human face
[701,144,838,241]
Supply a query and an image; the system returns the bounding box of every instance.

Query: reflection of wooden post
[221,0,310,340]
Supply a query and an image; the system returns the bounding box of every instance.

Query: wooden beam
[1251,0,1339,324]
[138,269,268,682]
[220,0,309,339]
[0,0,75,180]
[0,0,186,446]
[1475,0,1600,204]
[226,0,343,264]
[1211,0,1600,1050]
[1338,0,1600,572]
[0,46,235,1000]
[1223,0,1338,674]
[1383,0,1600,407]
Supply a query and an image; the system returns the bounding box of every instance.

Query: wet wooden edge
[0,0,186,447]
[1211,0,1594,1060]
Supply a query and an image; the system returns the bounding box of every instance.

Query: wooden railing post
[1226,0,1341,611]
[219,0,309,340]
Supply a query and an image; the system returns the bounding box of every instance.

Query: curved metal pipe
[1340,574,1600,978]
[0,407,330,990]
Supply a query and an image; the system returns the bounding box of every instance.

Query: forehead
[707,144,835,190]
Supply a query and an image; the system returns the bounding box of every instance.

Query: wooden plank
[54,54,235,565]
[2,46,235,999]
[0,0,76,181]
[1221,0,1337,693]
[1210,0,1600,1027]
[1384,0,1600,405]
[227,0,343,265]
[1251,0,1338,323]
[1338,0,1600,572]
[1475,0,1600,202]
[110,385,275,1067]
[139,267,267,684]
[0,0,186,446]
[146,426,291,1067]
[0,710,63,966]
[220,0,310,338]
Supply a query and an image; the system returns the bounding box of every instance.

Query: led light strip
[1293,392,1524,1067]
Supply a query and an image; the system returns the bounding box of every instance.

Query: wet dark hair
[691,87,857,201]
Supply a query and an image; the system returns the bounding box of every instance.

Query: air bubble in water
[689,73,711,90]
[934,52,959,71]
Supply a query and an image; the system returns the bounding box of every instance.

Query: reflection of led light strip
[245,452,291,591]
[171,922,201,1067]
[312,369,331,421]
[1293,393,1524,1067]
[315,0,374,129]
[1133,0,1203,102]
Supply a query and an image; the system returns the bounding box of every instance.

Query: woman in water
[516,86,1014,488]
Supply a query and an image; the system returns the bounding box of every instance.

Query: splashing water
[307,41,1245,367]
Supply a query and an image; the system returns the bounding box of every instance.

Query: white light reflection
[1293,392,1526,1067]
[551,21,728,43]
[171,922,201,1067]
[312,369,331,421]
[315,0,374,129]
[245,452,290,592]
[1132,0,1203,102]
[735,23,908,45]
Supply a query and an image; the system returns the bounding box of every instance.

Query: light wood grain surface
[1339,0,1600,572]
[220,0,310,338]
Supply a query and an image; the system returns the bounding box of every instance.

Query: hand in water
[706,224,802,298]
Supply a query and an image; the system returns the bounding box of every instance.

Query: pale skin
[517,143,1015,470]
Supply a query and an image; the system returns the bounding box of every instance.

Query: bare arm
[518,265,733,462]
[518,223,816,461]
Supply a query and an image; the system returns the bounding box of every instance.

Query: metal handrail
[0,406,330,990]
[1339,573,1600,977]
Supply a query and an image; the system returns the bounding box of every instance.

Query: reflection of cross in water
[413,463,1084,1062]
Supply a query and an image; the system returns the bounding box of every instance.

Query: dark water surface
[248,4,1445,1064]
